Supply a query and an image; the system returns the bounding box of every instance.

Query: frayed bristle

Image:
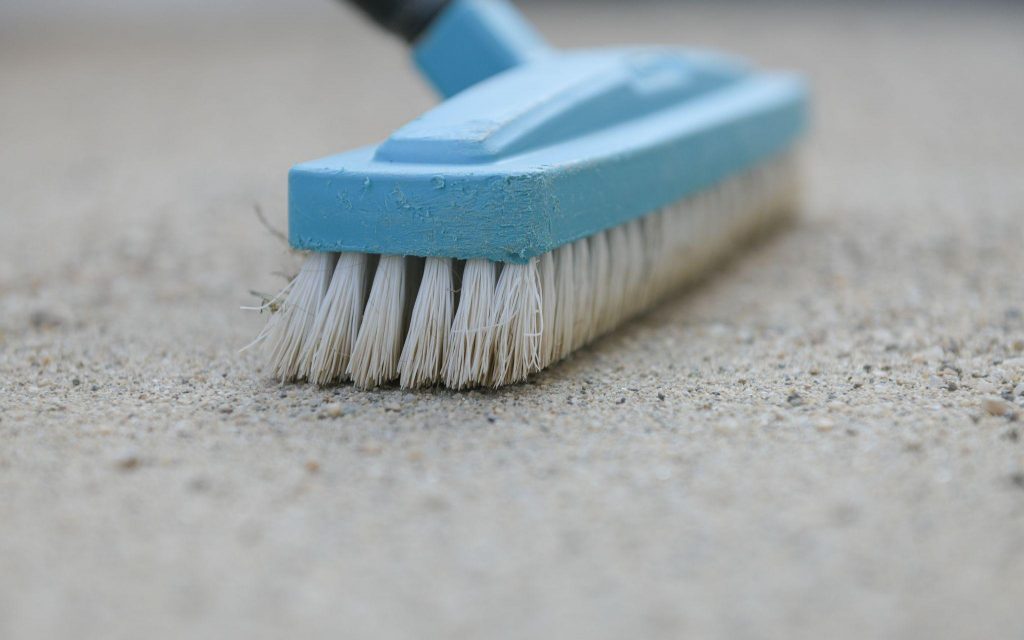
[490,260,543,387]
[255,252,335,382]
[301,252,369,385]
[254,152,799,390]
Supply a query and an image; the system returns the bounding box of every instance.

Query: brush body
[254,0,809,389]
[289,49,805,263]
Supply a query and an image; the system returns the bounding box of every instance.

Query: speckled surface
[1,3,1023,639]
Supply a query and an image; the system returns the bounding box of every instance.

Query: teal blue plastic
[413,0,551,98]
[288,0,809,264]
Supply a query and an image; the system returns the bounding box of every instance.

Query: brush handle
[345,0,551,98]
[345,0,451,43]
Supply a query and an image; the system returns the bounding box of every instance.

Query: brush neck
[345,0,452,43]
[345,0,552,98]
[412,0,552,97]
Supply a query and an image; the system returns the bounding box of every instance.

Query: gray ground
[2,2,1024,639]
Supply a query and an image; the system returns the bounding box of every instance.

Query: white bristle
[551,243,576,362]
[301,252,369,385]
[640,208,669,299]
[398,257,454,389]
[604,225,630,330]
[490,260,543,387]
[256,152,799,390]
[443,259,496,390]
[347,255,415,389]
[537,252,557,367]
[587,231,611,337]
[570,237,592,351]
[623,219,649,311]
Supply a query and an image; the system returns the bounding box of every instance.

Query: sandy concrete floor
[2,2,1023,638]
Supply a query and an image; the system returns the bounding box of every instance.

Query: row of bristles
[253,157,793,389]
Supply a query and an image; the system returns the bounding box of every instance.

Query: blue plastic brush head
[289,0,808,263]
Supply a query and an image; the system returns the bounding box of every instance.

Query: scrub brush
[252,0,808,390]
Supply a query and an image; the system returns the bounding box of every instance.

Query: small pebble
[815,417,835,432]
[982,397,1015,417]
[1003,357,1024,369]
[912,346,944,364]
[903,435,924,451]
[420,492,450,511]
[714,418,739,435]
[187,476,211,492]
[359,443,383,456]
[324,402,343,418]
[976,380,997,394]
[113,450,140,471]
[29,310,63,329]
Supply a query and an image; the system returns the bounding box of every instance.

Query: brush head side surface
[287,48,807,263]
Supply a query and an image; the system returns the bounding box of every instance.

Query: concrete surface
[2,2,1023,639]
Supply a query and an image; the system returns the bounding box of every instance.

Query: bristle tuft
[443,259,496,389]
[537,252,557,368]
[348,255,414,389]
[551,244,576,362]
[398,257,454,389]
[490,260,542,387]
[302,252,369,385]
[570,238,592,351]
[261,252,335,382]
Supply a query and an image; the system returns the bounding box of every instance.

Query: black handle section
[344,0,452,43]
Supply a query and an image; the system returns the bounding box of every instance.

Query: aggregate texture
[1,2,1023,639]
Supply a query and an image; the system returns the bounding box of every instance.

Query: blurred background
[2,1,1023,639]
